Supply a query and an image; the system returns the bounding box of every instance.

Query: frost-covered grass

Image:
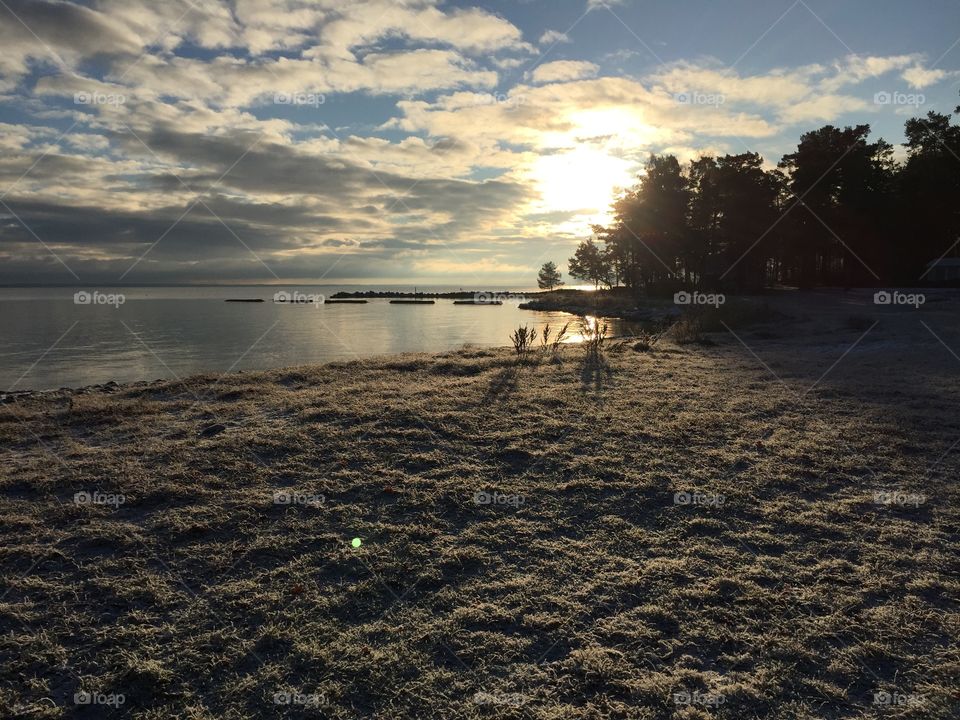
[1,291,958,719]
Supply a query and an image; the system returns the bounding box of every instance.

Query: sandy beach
[2,290,958,718]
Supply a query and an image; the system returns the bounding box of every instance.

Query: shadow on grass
[579,350,613,392]
[485,364,520,400]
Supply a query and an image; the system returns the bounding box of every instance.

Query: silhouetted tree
[585,90,960,292]
[898,111,960,282]
[778,125,894,287]
[537,261,564,290]
[568,238,611,289]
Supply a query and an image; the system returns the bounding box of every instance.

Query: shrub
[633,322,670,352]
[510,325,536,362]
[670,315,704,344]
[539,322,570,354]
[579,317,608,357]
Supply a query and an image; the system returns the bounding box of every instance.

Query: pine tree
[537,261,564,290]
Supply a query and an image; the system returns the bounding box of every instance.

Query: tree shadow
[579,350,613,392]
[485,364,520,400]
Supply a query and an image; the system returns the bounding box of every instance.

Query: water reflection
[0,287,643,390]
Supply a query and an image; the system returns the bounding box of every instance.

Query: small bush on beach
[633,322,671,352]
[670,314,705,344]
[579,317,608,358]
[540,324,552,350]
[540,322,571,354]
[510,325,536,362]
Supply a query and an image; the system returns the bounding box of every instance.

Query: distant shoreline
[330,289,540,300]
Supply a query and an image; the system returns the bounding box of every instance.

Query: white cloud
[33,49,498,109]
[650,55,929,125]
[587,0,624,10]
[826,55,916,88]
[492,56,528,70]
[539,30,570,46]
[902,65,948,89]
[388,76,778,160]
[312,0,530,58]
[778,94,869,124]
[530,61,599,84]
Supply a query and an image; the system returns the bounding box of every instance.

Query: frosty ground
[1,290,958,719]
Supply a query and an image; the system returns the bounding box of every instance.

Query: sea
[0,285,635,390]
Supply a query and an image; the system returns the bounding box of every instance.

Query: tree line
[558,99,960,293]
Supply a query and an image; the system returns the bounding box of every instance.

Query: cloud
[586,0,624,10]
[901,65,949,89]
[530,61,599,84]
[539,29,570,46]
[0,0,142,87]
[0,0,528,94]
[32,50,499,110]
[826,54,916,88]
[649,55,937,126]
[0,0,951,284]
[413,257,529,275]
[312,0,530,58]
[778,94,869,124]
[0,118,538,283]
[390,76,778,152]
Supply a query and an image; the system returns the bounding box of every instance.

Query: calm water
[0,286,635,390]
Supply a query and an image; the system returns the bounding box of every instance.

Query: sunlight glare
[531,147,635,224]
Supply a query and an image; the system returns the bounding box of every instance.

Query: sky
[1,0,959,286]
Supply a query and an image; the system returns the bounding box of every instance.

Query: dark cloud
[0,124,535,282]
[0,0,140,68]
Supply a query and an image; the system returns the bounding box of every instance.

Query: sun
[529,107,647,226]
[531,147,636,225]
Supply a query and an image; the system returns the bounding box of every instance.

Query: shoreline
[1,288,951,396]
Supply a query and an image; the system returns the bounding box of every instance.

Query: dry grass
[1,291,958,718]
